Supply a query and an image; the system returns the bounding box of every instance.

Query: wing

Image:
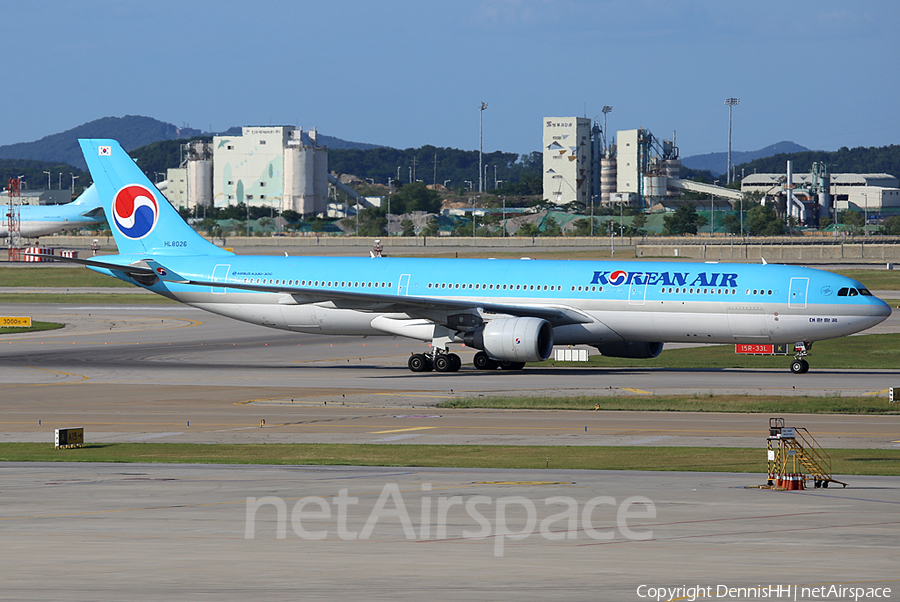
[143,259,593,328]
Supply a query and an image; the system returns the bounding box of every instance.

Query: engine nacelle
[462,317,554,362]
[593,341,663,359]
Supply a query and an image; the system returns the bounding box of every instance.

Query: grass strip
[829,269,900,291]
[0,266,132,288]
[536,333,900,370]
[0,293,176,304]
[437,395,900,414]
[0,320,64,335]
[1,443,897,476]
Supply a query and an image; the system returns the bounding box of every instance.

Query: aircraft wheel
[448,353,462,372]
[823,481,829,488]
[473,351,499,370]
[790,359,809,374]
[434,355,452,372]
[408,354,428,372]
[499,361,526,371]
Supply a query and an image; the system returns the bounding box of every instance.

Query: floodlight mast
[479,102,488,193]
[725,98,739,185]
[601,105,613,154]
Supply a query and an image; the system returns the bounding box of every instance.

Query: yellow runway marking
[373,393,451,399]
[369,426,438,434]
[864,389,890,396]
[620,387,653,395]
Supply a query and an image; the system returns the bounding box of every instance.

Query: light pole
[479,102,488,193]
[601,106,613,153]
[712,180,718,236]
[863,192,868,236]
[725,98,739,185]
[43,171,51,190]
[70,174,78,195]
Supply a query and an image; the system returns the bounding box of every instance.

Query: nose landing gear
[789,341,812,374]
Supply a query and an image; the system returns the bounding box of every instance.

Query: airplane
[1,184,104,238]
[45,139,891,375]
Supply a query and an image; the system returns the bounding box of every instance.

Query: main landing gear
[407,350,526,373]
[789,341,812,374]
[408,349,462,373]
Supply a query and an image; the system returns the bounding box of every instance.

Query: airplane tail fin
[71,184,101,208]
[79,139,229,256]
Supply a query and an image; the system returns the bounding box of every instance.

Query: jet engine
[593,341,663,359]
[462,317,554,362]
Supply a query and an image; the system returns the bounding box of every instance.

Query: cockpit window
[838,287,867,297]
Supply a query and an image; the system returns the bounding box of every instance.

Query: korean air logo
[155,267,167,276]
[113,184,159,240]
[607,270,628,286]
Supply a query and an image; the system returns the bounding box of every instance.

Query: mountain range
[0,116,380,170]
[0,114,809,176]
[680,141,811,176]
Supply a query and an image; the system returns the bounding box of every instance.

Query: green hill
[0,116,183,170]
[736,144,900,176]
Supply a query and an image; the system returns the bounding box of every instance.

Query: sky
[2,0,899,158]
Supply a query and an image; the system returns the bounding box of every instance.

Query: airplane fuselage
[94,254,891,348]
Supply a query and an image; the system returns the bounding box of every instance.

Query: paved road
[1,463,897,601]
[1,303,897,449]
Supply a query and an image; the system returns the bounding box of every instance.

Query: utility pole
[479,102,488,193]
[43,171,51,190]
[725,98,739,185]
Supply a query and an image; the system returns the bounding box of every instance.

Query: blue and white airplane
[1,184,104,238]
[55,139,891,374]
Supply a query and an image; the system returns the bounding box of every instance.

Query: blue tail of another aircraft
[79,139,230,257]
[70,184,102,209]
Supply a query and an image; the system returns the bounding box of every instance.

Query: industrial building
[0,189,71,206]
[741,164,900,222]
[541,117,592,206]
[163,126,331,215]
[542,117,683,209]
[164,140,213,210]
[212,126,328,215]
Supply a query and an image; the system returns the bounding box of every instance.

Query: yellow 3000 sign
[1,317,32,327]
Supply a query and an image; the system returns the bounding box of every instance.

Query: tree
[387,181,442,214]
[882,216,900,235]
[352,207,387,237]
[400,219,416,237]
[663,205,707,235]
[422,218,440,237]
[541,216,561,236]
[516,222,540,237]
[571,217,597,236]
[722,213,741,235]
[840,210,864,228]
[745,204,784,236]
